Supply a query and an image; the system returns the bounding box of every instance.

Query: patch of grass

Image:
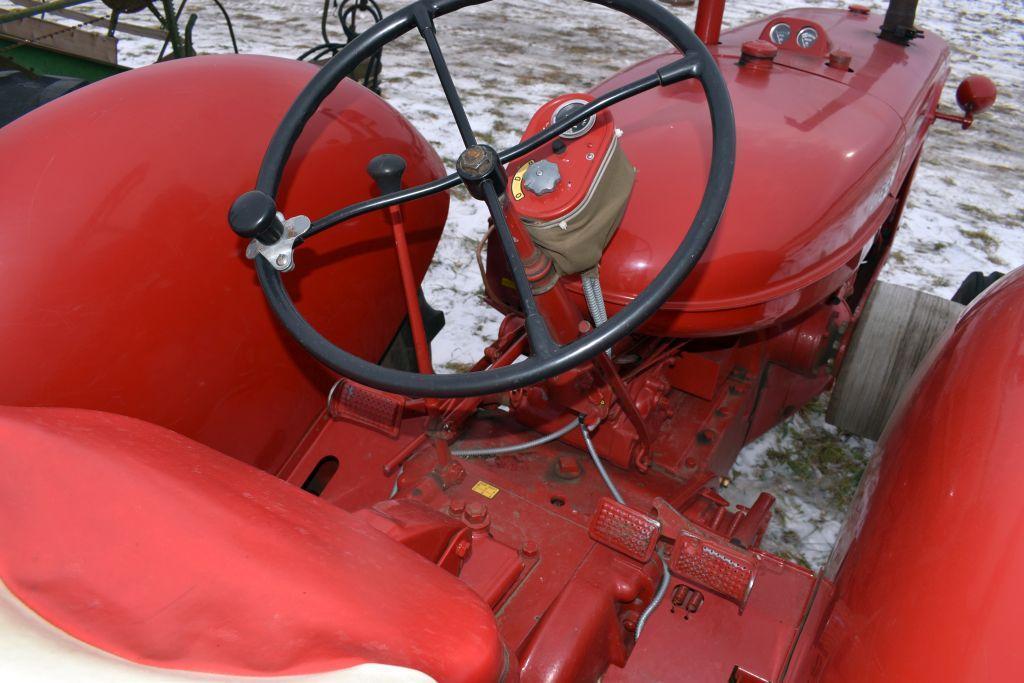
[913,240,950,254]
[959,227,1001,253]
[764,404,869,511]
[775,547,812,570]
[958,202,1003,224]
[443,360,475,373]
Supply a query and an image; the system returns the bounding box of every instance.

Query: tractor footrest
[328,379,405,437]
[670,530,756,606]
[588,497,660,562]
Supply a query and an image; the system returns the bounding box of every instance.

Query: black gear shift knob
[229,190,284,245]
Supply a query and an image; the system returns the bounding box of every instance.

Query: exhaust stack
[880,0,922,44]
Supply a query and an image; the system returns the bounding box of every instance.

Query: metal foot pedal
[328,379,405,437]
[588,497,661,563]
[670,530,756,606]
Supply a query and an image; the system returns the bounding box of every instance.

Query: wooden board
[7,0,166,40]
[827,282,964,440]
[0,11,117,63]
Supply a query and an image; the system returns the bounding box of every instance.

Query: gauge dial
[796,26,819,49]
[768,23,791,45]
[552,100,596,139]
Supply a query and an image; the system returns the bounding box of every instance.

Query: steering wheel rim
[246,0,736,398]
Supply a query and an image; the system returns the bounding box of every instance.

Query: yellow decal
[472,480,500,499]
[510,160,533,201]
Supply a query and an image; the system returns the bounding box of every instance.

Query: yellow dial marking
[510,160,534,201]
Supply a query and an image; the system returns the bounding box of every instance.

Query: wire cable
[452,417,581,457]
[579,416,624,505]
[635,554,670,639]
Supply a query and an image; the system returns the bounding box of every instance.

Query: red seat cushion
[0,407,506,682]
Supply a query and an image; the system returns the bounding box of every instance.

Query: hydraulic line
[579,416,667,640]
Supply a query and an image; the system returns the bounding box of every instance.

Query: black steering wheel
[229,0,735,398]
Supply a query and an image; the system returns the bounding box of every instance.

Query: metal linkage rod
[480,180,558,358]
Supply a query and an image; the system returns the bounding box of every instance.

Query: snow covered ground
[76,0,1021,567]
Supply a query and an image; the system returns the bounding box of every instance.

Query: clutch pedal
[588,497,661,563]
[328,378,405,437]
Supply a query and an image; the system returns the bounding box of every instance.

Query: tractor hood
[580,8,949,337]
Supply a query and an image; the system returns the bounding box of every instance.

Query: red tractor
[0,0,1012,681]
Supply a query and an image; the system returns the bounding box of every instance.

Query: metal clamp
[245,214,311,272]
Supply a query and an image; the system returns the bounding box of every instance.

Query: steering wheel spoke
[414,3,478,148]
[479,180,560,359]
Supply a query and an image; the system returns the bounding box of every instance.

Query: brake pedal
[669,530,756,606]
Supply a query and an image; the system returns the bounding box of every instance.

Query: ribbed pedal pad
[670,530,756,605]
[588,497,661,562]
[328,379,404,437]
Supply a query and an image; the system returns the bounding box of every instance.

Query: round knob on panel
[827,50,853,71]
[523,159,561,196]
[739,39,778,70]
[229,190,284,245]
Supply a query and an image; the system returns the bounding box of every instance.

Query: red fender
[792,266,1024,680]
[0,55,448,474]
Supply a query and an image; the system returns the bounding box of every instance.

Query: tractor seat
[0,407,507,682]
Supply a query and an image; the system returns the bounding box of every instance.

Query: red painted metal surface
[280,409,816,682]
[551,8,949,338]
[0,55,447,473]
[0,6,989,683]
[787,266,1024,681]
[694,0,726,45]
[0,406,507,681]
[956,74,998,114]
[937,74,999,129]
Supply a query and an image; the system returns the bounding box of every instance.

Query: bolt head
[465,501,488,524]
[458,145,493,174]
[555,456,582,480]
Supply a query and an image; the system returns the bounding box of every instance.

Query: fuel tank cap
[522,160,561,196]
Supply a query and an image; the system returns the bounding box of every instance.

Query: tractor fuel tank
[566,8,949,338]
